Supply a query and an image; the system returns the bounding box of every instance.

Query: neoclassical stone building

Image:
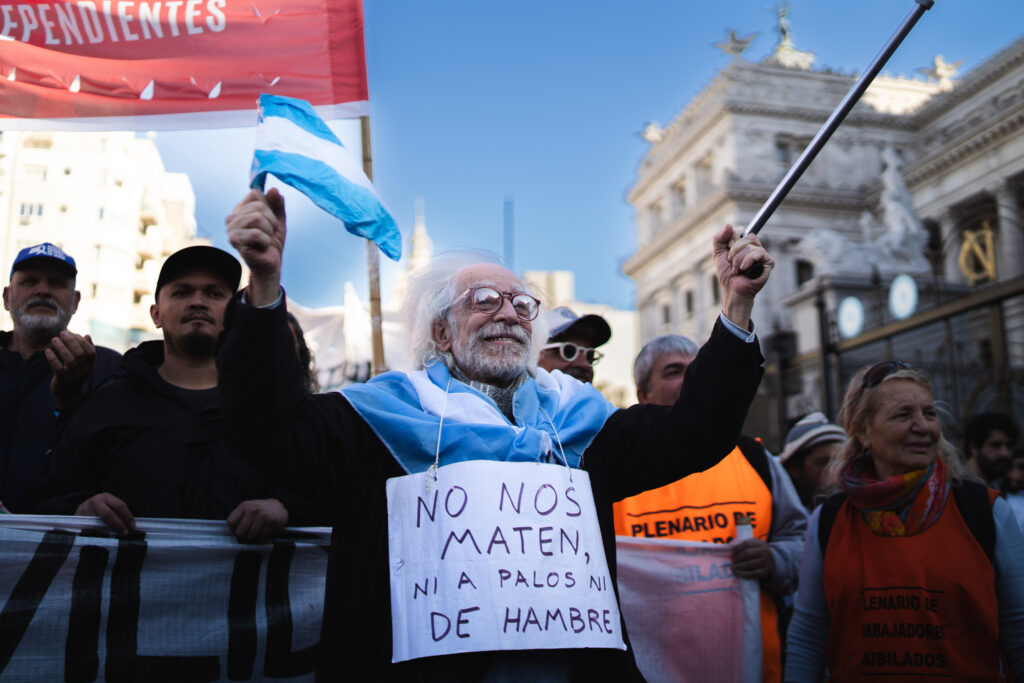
[625,28,1024,448]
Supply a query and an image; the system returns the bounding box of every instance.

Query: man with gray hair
[632,333,701,406]
[0,242,121,513]
[219,188,774,680]
[616,333,807,682]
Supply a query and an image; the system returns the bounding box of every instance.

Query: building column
[697,262,713,341]
[670,276,683,333]
[637,295,653,343]
[937,209,961,284]
[993,180,1024,279]
[992,180,1024,369]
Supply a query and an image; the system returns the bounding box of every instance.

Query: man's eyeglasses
[861,361,912,388]
[458,286,541,321]
[541,342,604,365]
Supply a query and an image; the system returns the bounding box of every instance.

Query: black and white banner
[0,516,330,682]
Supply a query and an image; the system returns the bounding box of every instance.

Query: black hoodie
[0,330,121,512]
[30,340,303,521]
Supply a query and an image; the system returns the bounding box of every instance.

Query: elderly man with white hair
[219,188,774,681]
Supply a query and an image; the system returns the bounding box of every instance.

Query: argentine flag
[250,94,401,261]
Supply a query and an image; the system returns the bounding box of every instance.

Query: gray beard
[450,322,530,387]
[13,305,70,342]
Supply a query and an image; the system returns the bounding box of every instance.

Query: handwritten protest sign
[386,460,623,662]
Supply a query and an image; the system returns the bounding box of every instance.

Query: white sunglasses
[541,342,603,364]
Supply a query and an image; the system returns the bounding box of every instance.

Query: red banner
[0,1,369,130]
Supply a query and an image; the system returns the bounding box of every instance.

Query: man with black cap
[32,246,301,540]
[0,242,121,513]
[537,306,611,384]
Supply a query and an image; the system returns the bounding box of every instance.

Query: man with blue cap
[0,242,121,513]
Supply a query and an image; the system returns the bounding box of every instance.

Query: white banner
[0,515,330,682]
[616,529,762,683]
[386,460,624,662]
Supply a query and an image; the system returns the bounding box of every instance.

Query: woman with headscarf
[784,362,1024,681]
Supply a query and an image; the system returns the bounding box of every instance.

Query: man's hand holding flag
[249,94,401,261]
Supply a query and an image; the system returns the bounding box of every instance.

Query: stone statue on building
[765,0,814,70]
[641,122,664,143]
[875,146,929,271]
[777,0,792,47]
[918,55,963,92]
[796,146,930,276]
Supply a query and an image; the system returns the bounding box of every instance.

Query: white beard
[452,321,531,385]
[13,298,70,339]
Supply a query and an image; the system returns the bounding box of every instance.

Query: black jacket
[0,331,121,512]
[217,298,765,682]
[31,340,302,520]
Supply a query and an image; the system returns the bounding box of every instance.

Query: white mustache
[475,322,529,345]
[22,296,58,312]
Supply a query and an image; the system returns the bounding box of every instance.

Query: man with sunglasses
[538,306,611,384]
[220,188,774,681]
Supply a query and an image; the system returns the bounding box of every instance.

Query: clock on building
[837,296,865,339]
[888,274,918,320]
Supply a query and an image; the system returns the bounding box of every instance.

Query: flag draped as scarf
[342,362,615,474]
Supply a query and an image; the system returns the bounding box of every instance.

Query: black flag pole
[740,0,935,279]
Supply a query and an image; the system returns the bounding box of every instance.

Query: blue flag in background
[250,94,401,261]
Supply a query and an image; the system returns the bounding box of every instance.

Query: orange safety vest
[613,445,780,683]
[823,494,1003,682]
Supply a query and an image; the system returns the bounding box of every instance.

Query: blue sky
[154,0,1024,311]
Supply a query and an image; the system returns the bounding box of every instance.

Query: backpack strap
[736,435,773,491]
[951,479,997,564]
[816,492,847,554]
[814,481,996,564]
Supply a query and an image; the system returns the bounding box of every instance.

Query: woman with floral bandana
[784,362,1024,682]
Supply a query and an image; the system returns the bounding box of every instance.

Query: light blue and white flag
[342,361,615,474]
[250,94,401,261]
